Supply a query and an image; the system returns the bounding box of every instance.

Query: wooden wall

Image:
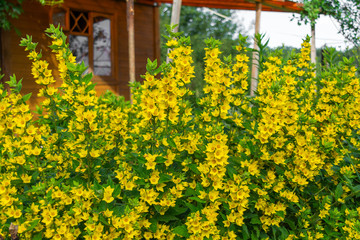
[0,0,160,108]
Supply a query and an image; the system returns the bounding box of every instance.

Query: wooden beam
[155,0,302,12]
[250,2,261,97]
[0,29,8,89]
[166,0,182,63]
[127,0,136,103]
[170,0,182,32]
[153,5,161,62]
[311,24,316,64]
[247,0,301,12]
[0,29,2,77]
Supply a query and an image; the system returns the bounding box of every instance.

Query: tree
[0,0,24,30]
[332,0,360,46]
[160,4,248,95]
[295,0,360,46]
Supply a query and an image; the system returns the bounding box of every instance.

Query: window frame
[50,7,116,83]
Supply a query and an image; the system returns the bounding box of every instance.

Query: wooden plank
[250,2,261,97]
[0,30,2,81]
[153,5,161,62]
[247,0,302,12]
[127,0,136,103]
[60,0,119,14]
[170,0,182,33]
[94,83,118,96]
[311,24,316,64]
[159,2,287,12]
[1,0,52,95]
[155,0,302,12]
[134,4,157,81]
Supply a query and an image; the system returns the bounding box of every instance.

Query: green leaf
[33,232,42,240]
[22,92,32,102]
[284,218,296,230]
[25,219,40,232]
[113,184,121,197]
[172,206,188,215]
[85,84,96,93]
[183,201,199,212]
[279,227,289,239]
[251,232,258,240]
[82,73,93,84]
[167,137,176,148]
[146,58,158,74]
[154,205,162,214]
[242,224,250,240]
[133,164,149,179]
[188,196,206,203]
[275,211,285,218]
[150,218,157,233]
[335,183,343,201]
[172,225,190,237]
[188,164,201,174]
[351,185,360,196]
[250,215,261,225]
[159,173,172,184]
[99,215,111,226]
[156,214,179,223]
[26,182,45,193]
[6,74,17,88]
[184,187,197,197]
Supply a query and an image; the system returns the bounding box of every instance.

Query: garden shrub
[1,25,360,239]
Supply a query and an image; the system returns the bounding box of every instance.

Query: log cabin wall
[0,30,4,86]
[0,0,160,109]
[1,1,52,108]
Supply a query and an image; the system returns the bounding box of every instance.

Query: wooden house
[0,0,160,107]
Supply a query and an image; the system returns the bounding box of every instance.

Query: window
[93,16,111,76]
[52,9,113,77]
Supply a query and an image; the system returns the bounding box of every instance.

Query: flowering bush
[1,25,360,239]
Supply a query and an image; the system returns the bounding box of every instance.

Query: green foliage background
[159,4,249,96]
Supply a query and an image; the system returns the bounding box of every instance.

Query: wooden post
[0,29,2,81]
[153,5,161,62]
[166,0,182,63]
[250,2,262,97]
[0,30,2,70]
[170,0,182,33]
[127,0,135,103]
[311,23,316,64]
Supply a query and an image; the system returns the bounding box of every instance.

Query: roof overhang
[137,0,303,13]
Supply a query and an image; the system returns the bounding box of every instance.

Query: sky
[233,10,354,50]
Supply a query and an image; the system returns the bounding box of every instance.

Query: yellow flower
[49,208,58,218]
[46,86,57,96]
[103,186,114,203]
[103,209,113,218]
[90,149,100,158]
[208,190,219,202]
[166,39,178,48]
[27,50,38,60]
[21,174,32,183]
[85,222,96,231]
[15,156,26,165]
[52,38,63,46]
[144,232,153,239]
[149,171,160,185]
[32,147,42,156]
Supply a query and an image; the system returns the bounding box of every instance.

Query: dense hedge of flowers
[1,25,360,239]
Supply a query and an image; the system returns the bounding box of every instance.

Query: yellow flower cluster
[1,26,360,239]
